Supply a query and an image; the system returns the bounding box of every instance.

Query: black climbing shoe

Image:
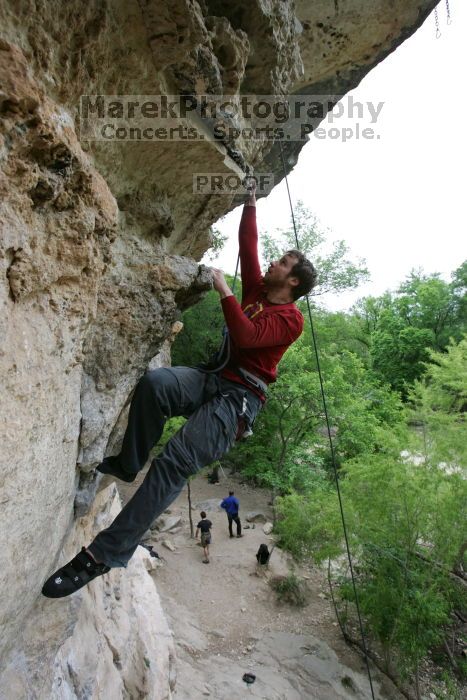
[97,456,137,483]
[42,547,110,598]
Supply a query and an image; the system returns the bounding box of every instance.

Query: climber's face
[264,253,299,290]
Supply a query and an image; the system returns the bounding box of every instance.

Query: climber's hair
[200,511,207,518]
[286,250,318,300]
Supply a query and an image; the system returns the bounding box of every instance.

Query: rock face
[172,629,386,700]
[0,484,175,699]
[0,0,437,694]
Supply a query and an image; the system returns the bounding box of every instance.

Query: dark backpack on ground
[256,544,270,566]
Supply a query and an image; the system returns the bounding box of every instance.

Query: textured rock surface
[173,630,385,700]
[245,510,268,523]
[0,0,437,693]
[0,484,175,699]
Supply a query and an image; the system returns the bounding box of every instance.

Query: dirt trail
[115,471,402,700]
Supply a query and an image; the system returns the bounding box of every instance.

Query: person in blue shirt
[221,490,242,538]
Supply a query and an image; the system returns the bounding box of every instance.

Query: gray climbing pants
[88,367,262,568]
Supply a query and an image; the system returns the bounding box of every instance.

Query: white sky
[204,0,466,311]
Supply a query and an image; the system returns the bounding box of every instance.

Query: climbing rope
[205,154,381,694]
[277,140,376,699]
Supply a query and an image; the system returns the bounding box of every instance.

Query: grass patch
[269,573,307,607]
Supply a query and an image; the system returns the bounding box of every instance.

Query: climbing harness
[236,367,268,396]
[277,139,376,699]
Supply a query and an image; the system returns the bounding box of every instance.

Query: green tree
[408,336,467,574]
[370,310,434,394]
[228,336,405,495]
[205,225,228,262]
[410,336,467,473]
[397,269,465,349]
[261,200,369,296]
[302,307,371,365]
[356,264,467,395]
[275,336,467,687]
[228,340,326,502]
[276,449,466,685]
[353,293,391,336]
[171,288,224,366]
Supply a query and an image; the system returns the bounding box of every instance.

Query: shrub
[269,573,307,607]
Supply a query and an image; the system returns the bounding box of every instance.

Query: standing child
[195,511,212,564]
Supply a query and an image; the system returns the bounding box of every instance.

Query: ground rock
[144,555,163,573]
[157,515,183,533]
[178,631,386,699]
[263,522,274,535]
[0,485,175,699]
[246,511,268,523]
[162,540,176,552]
[195,499,223,512]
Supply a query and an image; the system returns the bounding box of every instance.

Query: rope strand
[278,140,376,699]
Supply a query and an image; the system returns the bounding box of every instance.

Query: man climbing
[42,178,318,598]
[221,490,242,538]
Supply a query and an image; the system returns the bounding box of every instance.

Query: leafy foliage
[261,200,370,297]
[205,225,228,262]
[409,336,467,474]
[171,288,224,367]
[274,337,467,678]
[228,335,406,494]
[270,572,307,606]
[354,264,467,395]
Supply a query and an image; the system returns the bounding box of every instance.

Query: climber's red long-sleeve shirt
[220,205,304,401]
